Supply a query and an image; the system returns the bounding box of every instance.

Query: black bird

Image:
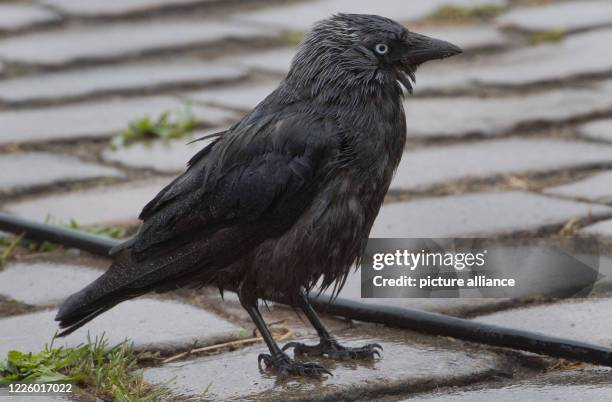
[56,13,461,376]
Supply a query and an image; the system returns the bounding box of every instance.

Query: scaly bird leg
[239,295,331,377]
[283,291,382,360]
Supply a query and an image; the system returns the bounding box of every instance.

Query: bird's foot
[258,352,331,377]
[283,337,382,360]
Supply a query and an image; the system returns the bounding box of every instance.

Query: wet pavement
[2,0,612,400]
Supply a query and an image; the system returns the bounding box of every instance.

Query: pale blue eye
[375,43,389,55]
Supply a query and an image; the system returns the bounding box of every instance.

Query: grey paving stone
[0,3,59,31]
[392,138,612,191]
[421,25,510,52]
[0,299,244,357]
[0,60,247,103]
[418,29,612,93]
[183,81,279,111]
[578,118,612,142]
[0,96,237,145]
[235,0,507,30]
[0,19,275,66]
[581,219,612,237]
[3,178,170,226]
[405,80,612,138]
[0,152,122,194]
[101,128,221,172]
[0,261,102,306]
[370,191,611,238]
[404,368,612,401]
[39,0,214,17]
[144,326,506,401]
[474,298,612,346]
[229,47,295,75]
[545,171,612,203]
[498,0,612,33]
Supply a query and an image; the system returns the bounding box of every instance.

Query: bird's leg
[240,296,331,377]
[283,291,382,360]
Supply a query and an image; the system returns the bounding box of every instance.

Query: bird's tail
[55,251,144,337]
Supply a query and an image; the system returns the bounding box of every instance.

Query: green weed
[111,107,196,149]
[429,4,509,22]
[0,336,169,401]
[528,29,566,45]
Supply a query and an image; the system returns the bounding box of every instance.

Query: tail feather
[55,244,205,336]
[55,251,145,337]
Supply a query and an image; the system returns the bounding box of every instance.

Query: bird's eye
[375,43,389,55]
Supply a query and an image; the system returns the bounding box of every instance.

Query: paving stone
[0,3,59,31]
[0,152,122,194]
[392,138,612,191]
[581,219,612,238]
[578,118,612,142]
[235,0,507,30]
[183,81,279,111]
[0,19,275,66]
[0,60,248,103]
[144,325,506,401]
[0,299,244,357]
[545,171,612,203]
[0,261,102,306]
[229,47,295,75]
[39,0,214,17]
[370,191,611,238]
[498,1,612,33]
[0,96,237,145]
[404,368,612,401]
[421,25,510,52]
[405,80,612,138]
[417,29,612,93]
[474,298,612,346]
[101,128,221,172]
[3,178,170,226]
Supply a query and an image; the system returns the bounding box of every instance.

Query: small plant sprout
[111,106,197,149]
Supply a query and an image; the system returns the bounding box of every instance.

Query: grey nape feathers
[56,13,461,377]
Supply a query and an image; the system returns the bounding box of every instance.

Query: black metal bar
[2,211,612,367]
[0,212,117,256]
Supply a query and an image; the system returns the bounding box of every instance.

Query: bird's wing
[130,111,339,263]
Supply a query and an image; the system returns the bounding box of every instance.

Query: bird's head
[288,13,462,95]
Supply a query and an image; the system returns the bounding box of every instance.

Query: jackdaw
[56,13,461,376]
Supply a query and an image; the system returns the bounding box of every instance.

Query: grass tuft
[0,234,23,270]
[111,107,196,149]
[0,336,169,401]
[528,29,566,45]
[64,218,126,240]
[284,30,305,46]
[429,4,509,22]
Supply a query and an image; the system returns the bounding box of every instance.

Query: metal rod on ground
[2,211,612,367]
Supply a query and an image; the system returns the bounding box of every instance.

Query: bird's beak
[396,31,462,94]
[401,31,463,65]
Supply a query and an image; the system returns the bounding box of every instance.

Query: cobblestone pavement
[2,0,612,400]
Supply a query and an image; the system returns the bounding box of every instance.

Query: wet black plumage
[56,13,461,376]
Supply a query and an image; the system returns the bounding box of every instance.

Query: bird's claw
[257,352,331,377]
[283,338,382,360]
